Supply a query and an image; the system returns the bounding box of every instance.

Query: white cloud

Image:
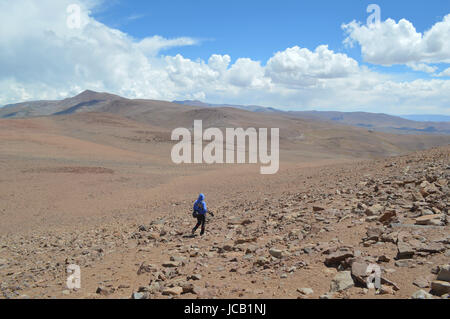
[407,63,438,74]
[0,0,449,115]
[342,14,450,65]
[137,36,199,56]
[434,67,450,77]
[266,45,359,87]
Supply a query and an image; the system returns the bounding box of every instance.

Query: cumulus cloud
[0,0,449,115]
[266,45,359,87]
[342,15,450,66]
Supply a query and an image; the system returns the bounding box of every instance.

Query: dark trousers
[192,214,206,235]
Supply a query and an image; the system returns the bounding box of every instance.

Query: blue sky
[93,0,449,67]
[1,0,449,114]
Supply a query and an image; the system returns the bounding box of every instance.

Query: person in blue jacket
[192,193,214,236]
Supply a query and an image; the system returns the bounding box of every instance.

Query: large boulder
[330,271,354,292]
[431,281,450,296]
[324,247,354,267]
[437,265,450,282]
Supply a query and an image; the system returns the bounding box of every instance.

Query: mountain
[1,90,450,161]
[399,114,450,122]
[286,110,450,135]
[173,100,281,113]
[0,90,124,118]
[172,101,450,135]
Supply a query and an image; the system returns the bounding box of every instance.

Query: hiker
[192,193,214,236]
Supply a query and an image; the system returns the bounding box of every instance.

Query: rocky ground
[0,146,449,299]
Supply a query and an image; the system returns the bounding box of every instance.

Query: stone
[162,261,182,268]
[377,255,390,263]
[313,206,325,212]
[395,259,415,268]
[365,227,384,241]
[269,248,283,259]
[234,238,257,245]
[396,242,414,260]
[351,261,370,287]
[431,280,450,296]
[137,262,157,275]
[413,278,429,288]
[254,257,269,266]
[192,286,208,296]
[96,286,114,296]
[415,214,444,226]
[379,211,397,224]
[378,284,395,295]
[297,288,314,295]
[162,286,183,296]
[365,204,384,216]
[436,265,450,282]
[411,289,433,299]
[148,282,161,293]
[189,274,202,281]
[381,277,400,291]
[319,292,334,299]
[180,283,195,294]
[417,242,445,254]
[324,247,354,267]
[330,271,354,292]
[131,292,147,299]
[138,225,148,232]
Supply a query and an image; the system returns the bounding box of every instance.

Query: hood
[198,193,205,201]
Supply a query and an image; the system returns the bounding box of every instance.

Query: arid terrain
[0,91,449,299]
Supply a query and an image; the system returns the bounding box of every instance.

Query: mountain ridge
[1,90,449,135]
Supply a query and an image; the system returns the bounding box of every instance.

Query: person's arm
[204,203,214,216]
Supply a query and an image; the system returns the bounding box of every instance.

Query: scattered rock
[411,290,433,299]
[162,286,183,296]
[269,248,283,259]
[297,288,314,295]
[324,247,354,267]
[415,214,445,226]
[430,281,450,296]
[330,271,354,292]
[436,265,450,282]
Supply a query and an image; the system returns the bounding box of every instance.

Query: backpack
[193,201,202,218]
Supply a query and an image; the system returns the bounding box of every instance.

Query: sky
[1,0,450,115]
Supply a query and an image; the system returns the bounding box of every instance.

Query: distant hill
[1,90,450,135]
[172,100,450,135]
[1,90,450,160]
[173,100,281,113]
[399,114,450,123]
[285,110,450,135]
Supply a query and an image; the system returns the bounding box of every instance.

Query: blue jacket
[193,193,207,215]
